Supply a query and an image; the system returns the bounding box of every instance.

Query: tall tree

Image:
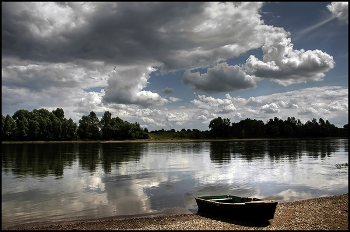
[77,111,100,140]
[52,108,65,121]
[1,115,5,135]
[3,114,17,140]
[100,111,113,139]
[209,117,231,138]
[12,109,31,140]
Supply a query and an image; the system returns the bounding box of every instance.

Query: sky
[2,2,348,131]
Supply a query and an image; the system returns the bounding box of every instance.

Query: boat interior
[202,196,261,203]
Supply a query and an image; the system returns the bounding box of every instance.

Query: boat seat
[210,198,232,201]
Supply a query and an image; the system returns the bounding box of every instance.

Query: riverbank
[2,136,347,144]
[4,193,348,230]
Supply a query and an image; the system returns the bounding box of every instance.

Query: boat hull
[195,195,278,221]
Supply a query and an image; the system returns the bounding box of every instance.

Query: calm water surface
[2,139,348,228]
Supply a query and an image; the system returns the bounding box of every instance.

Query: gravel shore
[4,193,348,230]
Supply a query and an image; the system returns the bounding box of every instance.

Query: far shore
[1,137,347,144]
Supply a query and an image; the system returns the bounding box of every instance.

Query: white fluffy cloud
[245,36,335,86]
[260,103,279,114]
[103,66,168,107]
[327,2,348,23]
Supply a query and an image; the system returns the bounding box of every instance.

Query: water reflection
[2,143,78,178]
[2,139,348,229]
[2,140,345,178]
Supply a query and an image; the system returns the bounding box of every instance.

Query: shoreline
[2,137,347,144]
[3,193,348,230]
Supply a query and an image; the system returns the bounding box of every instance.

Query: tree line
[2,108,148,141]
[2,108,348,141]
[208,117,348,138]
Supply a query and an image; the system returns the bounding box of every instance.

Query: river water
[2,139,348,228]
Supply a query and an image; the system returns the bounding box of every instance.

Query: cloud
[260,103,279,114]
[216,104,236,114]
[166,112,188,123]
[141,117,165,127]
[327,2,348,23]
[168,97,182,102]
[2,2,274,72]
[103,66,168,107]
[246,97,263,107]
[297,107,318,115]
[183,62,256,93]
[328,101,348,111]
[2,63,80,92]
[189,86,348,127]
[161,87,174,94]
[75,89,107,115]
[245,36,335,86]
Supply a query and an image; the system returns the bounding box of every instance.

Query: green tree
[28,117,40,140]
[77,111,101,140]
[1,115,5,136]
[209,117,231,138]
[62,118,77,140]
[12,109,31,140]
[3,114,17,140]
[88,111,101,139]
[284,124,293,137]
[50,114,62,140]
[100,111,113,139]
[52,108,65,121]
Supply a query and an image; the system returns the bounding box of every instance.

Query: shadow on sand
[196,211,270,227]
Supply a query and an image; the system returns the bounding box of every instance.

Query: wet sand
[4,193,348,230]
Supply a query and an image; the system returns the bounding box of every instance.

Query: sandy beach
[4,193,348,230]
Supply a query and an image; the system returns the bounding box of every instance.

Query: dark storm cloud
[2,2,206,66]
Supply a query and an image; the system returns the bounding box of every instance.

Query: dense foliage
[2,108,148,141]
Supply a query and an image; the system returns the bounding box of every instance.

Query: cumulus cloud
[297,107,318,115]
[191,94,237,116]
[103,66,168,107]
[246,97,263,106]
[216,104,236,114]
[166,112,188,123]
[183,62,256,93]
[327,2,348,23]
[260,103,279,114]
[245,36,335,86]
[75,89,108,116]
[328,101,348,111]
[191,109,214,121]
[141,117,165,127]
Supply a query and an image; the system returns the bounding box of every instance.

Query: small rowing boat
[195,195,278,221]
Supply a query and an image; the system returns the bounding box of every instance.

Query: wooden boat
[195,195,278,221]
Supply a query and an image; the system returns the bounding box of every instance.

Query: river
[2,139,348,228]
